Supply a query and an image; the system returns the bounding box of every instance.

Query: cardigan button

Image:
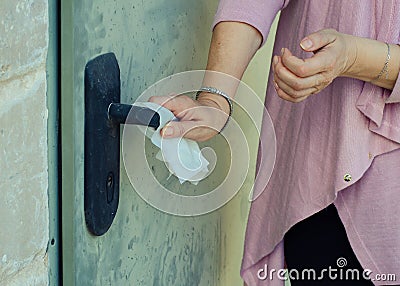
[344,174,352,182]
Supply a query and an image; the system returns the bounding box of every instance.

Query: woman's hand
[272,29,357,103]
[147,22,262,142]
[148,93,230,142]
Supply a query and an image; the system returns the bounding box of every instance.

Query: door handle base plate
[84,52,120,236]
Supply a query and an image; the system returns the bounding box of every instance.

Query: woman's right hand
[148,93,230,142]
[148,21,262,142]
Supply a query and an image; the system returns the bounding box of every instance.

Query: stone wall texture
[0,1,49,285]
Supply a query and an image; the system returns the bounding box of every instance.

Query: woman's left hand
[272,29,356,103]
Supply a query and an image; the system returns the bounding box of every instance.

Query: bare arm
[199,21,262,114]
[207,22,262,78]
[150,21,262,141]
[343,36,400,90]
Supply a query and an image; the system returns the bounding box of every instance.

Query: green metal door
[60,1,227,285]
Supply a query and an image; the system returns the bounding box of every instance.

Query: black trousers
[284,204,374,286]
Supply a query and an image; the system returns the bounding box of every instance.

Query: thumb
[300,29,337,52]
[160,120,200,138]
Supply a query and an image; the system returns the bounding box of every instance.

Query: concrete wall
[0,1,49,285]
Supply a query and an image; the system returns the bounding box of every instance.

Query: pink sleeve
[355,4,400,144]
[356,84,400,144]
[212,0,288,46]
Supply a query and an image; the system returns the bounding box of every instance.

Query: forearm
[206,21,262,79]
[198,21,262,112]
[343,35,400,90]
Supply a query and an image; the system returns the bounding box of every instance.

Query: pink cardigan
[213,1,400,285]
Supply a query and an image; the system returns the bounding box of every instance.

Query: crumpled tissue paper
[134,102,209,184]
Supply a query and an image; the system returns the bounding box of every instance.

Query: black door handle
[84,52,159,236]
[108,103,160,129]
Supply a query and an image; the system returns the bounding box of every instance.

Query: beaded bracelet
[195,86,233,133]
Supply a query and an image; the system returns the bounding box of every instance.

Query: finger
[161,105,227,137]
[148,95,174,106]
[274,76,318,98]
[275,87,309,103]
[272,55,279,73]
[299,29,337,52]
[275,57,329,91]
[148,95,197,116]
[161,120,198,138]
[275,54,317,89]
[275,86,310,103]
[281,48,331,78]
[161,120,217,141]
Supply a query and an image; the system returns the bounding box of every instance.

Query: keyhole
[107,175,113,188]
[106,172,114,203]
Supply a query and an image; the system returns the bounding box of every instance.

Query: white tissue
[133,102,209,184]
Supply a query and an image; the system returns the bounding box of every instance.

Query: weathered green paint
[60,0,75,284]
[61,1,225,285]
[47,0,60,284]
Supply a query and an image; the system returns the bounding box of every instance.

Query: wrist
[196,91,231,115]
[196,90,232,133]
[340,35,399,90]
[340,33,359,78]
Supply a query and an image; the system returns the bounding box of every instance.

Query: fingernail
[162,126,173,136]
[273,56,278,65]
[274,81,279,90]
[300,38,313,50]
[281,48,285,56]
